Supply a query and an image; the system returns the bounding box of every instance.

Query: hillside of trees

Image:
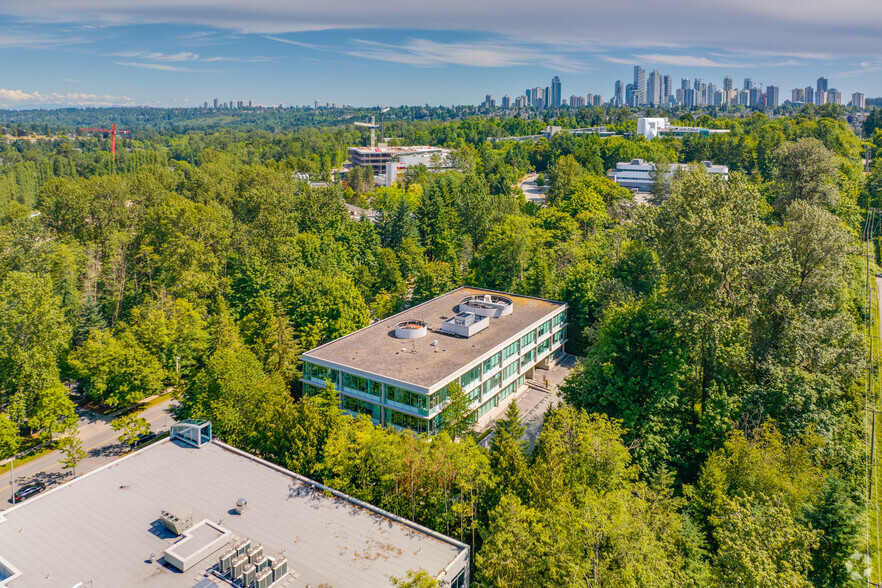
[1,106,881,586]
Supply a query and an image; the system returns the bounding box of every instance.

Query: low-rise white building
[636,117,731,140]
[607,158,729,192]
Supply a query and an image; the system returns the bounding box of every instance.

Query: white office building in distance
[607,158,729,192]
[301,288,568,434]
[0,421,470,588]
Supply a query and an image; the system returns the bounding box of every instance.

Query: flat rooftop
[303,287,565,391]
[0,439,467,588]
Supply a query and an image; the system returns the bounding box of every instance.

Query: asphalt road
[2,397,177,508]
[518,173,548,205]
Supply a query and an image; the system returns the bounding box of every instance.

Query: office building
[681,77,690,90]
[749,87,763,108]
[744,78,752,90]
[607,158,729,191]
[827,88,842,105]
[551,76,562,107]
[707,83,717,105]
[647,70,662,105]
[349,145,449,176]
[739,90,749,106]
[614,80,624,105]
[634,66,646,105]
[804,86,814,105]
[765,85,779,108]
[852,92,866,109]
[636,117,731,140]
[816,89,827,105]
[662,75,672,103]
[212,98,218,108]
[792,88,805,103]
[301,288,568,434]
[816,77,828,93]
[0,422,470,587]
[683,87,696,107]
[723,76,733,93]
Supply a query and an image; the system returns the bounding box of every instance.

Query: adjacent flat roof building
[0,422,470,588]
[607,158,729,192]
[348,145,450,175]
[301,288,568,434]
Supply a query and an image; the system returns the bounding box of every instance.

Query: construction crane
[79,123,129,162]
[353,107,390,148]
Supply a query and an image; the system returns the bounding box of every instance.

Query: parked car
[132,432,158,447]
[12,481,46,503]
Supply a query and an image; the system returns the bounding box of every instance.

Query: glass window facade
[553,327,567,344]
[553,311,566,327]
[386,385,428,413]
[483,352,501,373]
[460,365,482,390]
[502,360,519,382]
[520,349,536,367]
[304,362,339,386]
[388,409,429,433]
[342,372,380,399]
[520,330,536,347]
[342,396,381,421]
[537,337,551,355]
[503,340,520,360]
[537,320,552,338]
[499,380,517,401]
[482,372,501,397]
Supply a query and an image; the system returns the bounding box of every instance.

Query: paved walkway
[517,173,548,206]
[2,397,177,508]
[477,353,578,451]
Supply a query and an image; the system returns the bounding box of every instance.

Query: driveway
[518,173,548,206]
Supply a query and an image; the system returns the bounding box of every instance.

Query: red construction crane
[79,123,129,161]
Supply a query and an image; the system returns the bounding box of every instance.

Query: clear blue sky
[1,0,880,108]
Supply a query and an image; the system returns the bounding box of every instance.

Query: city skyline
[1,1,881,108]
[482,70,866,112]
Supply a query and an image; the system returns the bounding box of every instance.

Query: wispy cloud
[112,49,274,63]
[348,38,584,72]
[0,31,90,49]
[0,88,134,106]
[601,52,810,69]
[633,54,738,68]
[113,61,197,72]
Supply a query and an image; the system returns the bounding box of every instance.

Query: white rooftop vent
[395,320,427,339]
[439,312,489,338]
[160,505,193,535]
[459,294,513,318]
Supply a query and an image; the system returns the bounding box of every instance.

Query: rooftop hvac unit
[159,506,193,535]
[247,544,263,564]
[231,555,247,580]
[242,563,256,586]
[218,550,235,574]
[255,568,273,588]
[272,557,288,582]
[253,554,269,571]
[235,498,247,514]
[234,538,251,557]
